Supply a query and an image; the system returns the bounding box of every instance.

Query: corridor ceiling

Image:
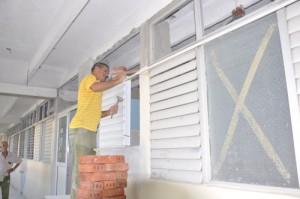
[0,0,173,132]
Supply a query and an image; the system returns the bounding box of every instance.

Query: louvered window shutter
[26,127,35,159]
[286,2,300,110]
[13,134,19,155]
[98,81,131,147]
[34,124,41,160]
[9,136,14,152]
[42,119,53,162]
[19,131,25,158]
[150,50,203,183]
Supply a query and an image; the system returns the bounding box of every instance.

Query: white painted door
[56,115,68,195]
[55,108,77,195]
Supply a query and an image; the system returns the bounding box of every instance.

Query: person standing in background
[69,62,125,199]
[0,141,22,199]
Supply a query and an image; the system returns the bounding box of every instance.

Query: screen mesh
[205,13,298,188]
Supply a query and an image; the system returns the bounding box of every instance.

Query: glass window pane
[39,106,43,121]
[201,0,272,35]
[57,76,78,112]
[152,1,195,62]
[57,116,67,163]
[205,13,298,188]
[44,102,48,118]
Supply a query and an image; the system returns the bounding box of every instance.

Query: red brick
[79,181,104,191]
[102,188,125,197]
[79,164,105,172]
[116,180,127,188]
[80,171,128,182]
[76,188,105,199]
[104,163,128,171]
[94,181,105,190]
[75,196,87,199]
[75,195,87,199]
[79,181,93,190]
[79,155,125,164]
[103,196,126,199]
[76,188,88,198]
[76,187,125,198]
[103,180,127,189]
[76,188,102,199]
[79,172,93,181]
[79,163,128,172]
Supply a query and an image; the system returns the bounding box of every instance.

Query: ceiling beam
[27,0,91,83]
[0,83,57,98]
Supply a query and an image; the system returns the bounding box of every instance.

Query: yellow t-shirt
[69,74,103,132]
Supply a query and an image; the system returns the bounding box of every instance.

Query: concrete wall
[136,179,300,199]
[10,160,53,199]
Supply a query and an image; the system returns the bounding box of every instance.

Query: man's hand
[110,70,126,83]
[109,104,119,116]
[101,104,120,118]
[7,168,14,174]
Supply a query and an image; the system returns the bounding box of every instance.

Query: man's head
[91,62,109,81]
[1,141,8,152]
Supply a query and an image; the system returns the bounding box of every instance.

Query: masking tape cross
[211,23,290,183]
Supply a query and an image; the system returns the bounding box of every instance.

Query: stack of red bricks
[77,155,128,199]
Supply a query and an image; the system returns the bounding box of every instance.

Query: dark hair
[91,62,109,72]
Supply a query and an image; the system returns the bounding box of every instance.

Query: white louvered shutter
[13,134,19,155]
[26,127,35,159]
[150,50,203,183]
[19,131,25,158]
[286,2,300,109]
[98,82,131,147]
[34,124,41,160]
[9,136,14,152]
[42,118,53,162]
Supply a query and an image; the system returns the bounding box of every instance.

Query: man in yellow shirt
[69,62,125,199]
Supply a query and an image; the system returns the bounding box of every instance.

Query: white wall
[137,179,300,199]
[9,116,57,198]
[10,160,53,198]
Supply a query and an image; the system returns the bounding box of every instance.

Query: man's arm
[11,163,21,172]
[7,161,21,174]
[91,72,125,92]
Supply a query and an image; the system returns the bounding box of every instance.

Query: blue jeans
[69,128,96,199]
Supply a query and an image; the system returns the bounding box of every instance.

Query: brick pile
[77,155,128,199]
